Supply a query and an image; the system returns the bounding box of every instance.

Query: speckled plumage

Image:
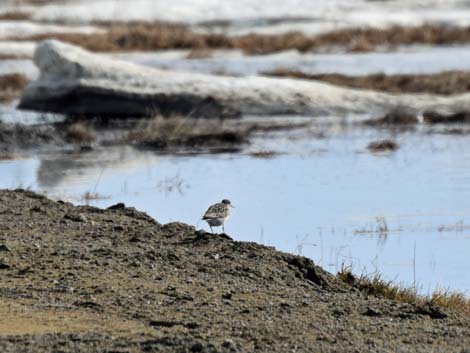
[202,199,233,233]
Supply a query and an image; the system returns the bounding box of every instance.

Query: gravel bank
[0,189,469,352]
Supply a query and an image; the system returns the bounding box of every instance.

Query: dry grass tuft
[157,174,189,195]
[339,269,419,304]
[0,11,31,21]
[0,73,28,102]
[64,122,95,144]
[430,290,470,316]
[248,150,280,159]
[264,69,470,95]
[14,23,470,55]
[0,54,30,60]
[364,108,418,127]
[22,22,230,53]
[10,0,61,4]
[185,49,213,59]
[311,24,470,52]
[365,108,470,128]
[0,153,18,160]
[81,191,108,203]
[127,115,247,151]
[422,110,470,124]
[338,267,470,316]
[355,216,390,235]
[367,139,399,152]
[0,123,58,148]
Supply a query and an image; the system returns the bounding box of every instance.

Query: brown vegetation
[338,268,470,317]
[0,153,18,160]
[264,69,470,95]
[367,139,399,152]
[422,110,470,124]
[0,54,30,60]
[248,150,280,159]
[311,24,470,52]
[0,123,60,150]
[20,22,228,52]
[0,11,31,21]
[125,116,314,153]
[10,0,62,4]
[64,122,95,144]
[364,108,419,126]
[0,114,309,153]
[81,191,108,203]
[156,174,188,194]
[14,22,470,54]
[365,108,470,127]
[0,73,28,102]
[185,49,213,59]
[126,116,247,152]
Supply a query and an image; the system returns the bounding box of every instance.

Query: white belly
[206,217,225,227]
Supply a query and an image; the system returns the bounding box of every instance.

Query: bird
[202,199,234,234]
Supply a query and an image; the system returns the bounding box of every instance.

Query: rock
[63,212,87,222]
[18,40,470,119]
[415,303,448,319]
[222,291,232,300]
[0,262,11,269]
[54,282,74,293]
[149,320,199,329]
[107,203,125,210]
[0,244,10,252]
[194,230,233,242]
[190,342,204,352]
[285,255,329,288]
[364,307,382,317]
[73,301,102,309]
[222,339,234,348]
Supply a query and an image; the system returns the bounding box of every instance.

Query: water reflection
[36,147,160,189]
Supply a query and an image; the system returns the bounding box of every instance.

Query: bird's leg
[210,225,214,234]
[222,224,225,233]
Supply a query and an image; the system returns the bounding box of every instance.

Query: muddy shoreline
[0,117,311,156]
[0,189,468,352]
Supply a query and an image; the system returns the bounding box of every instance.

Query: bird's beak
[230,205,235,208]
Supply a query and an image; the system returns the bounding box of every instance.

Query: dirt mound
[0,189,469,352]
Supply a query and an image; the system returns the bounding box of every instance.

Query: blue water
[115,45,470,76]
[2,124,470,294]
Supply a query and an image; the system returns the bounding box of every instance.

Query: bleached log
[19,40,470,118]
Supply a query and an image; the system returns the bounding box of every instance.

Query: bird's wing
[203,203,223,219]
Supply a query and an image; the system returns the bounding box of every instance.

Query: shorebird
[202,199,234,233]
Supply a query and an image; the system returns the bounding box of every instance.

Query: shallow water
[2,121,470,294]
[111,45,470,76]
